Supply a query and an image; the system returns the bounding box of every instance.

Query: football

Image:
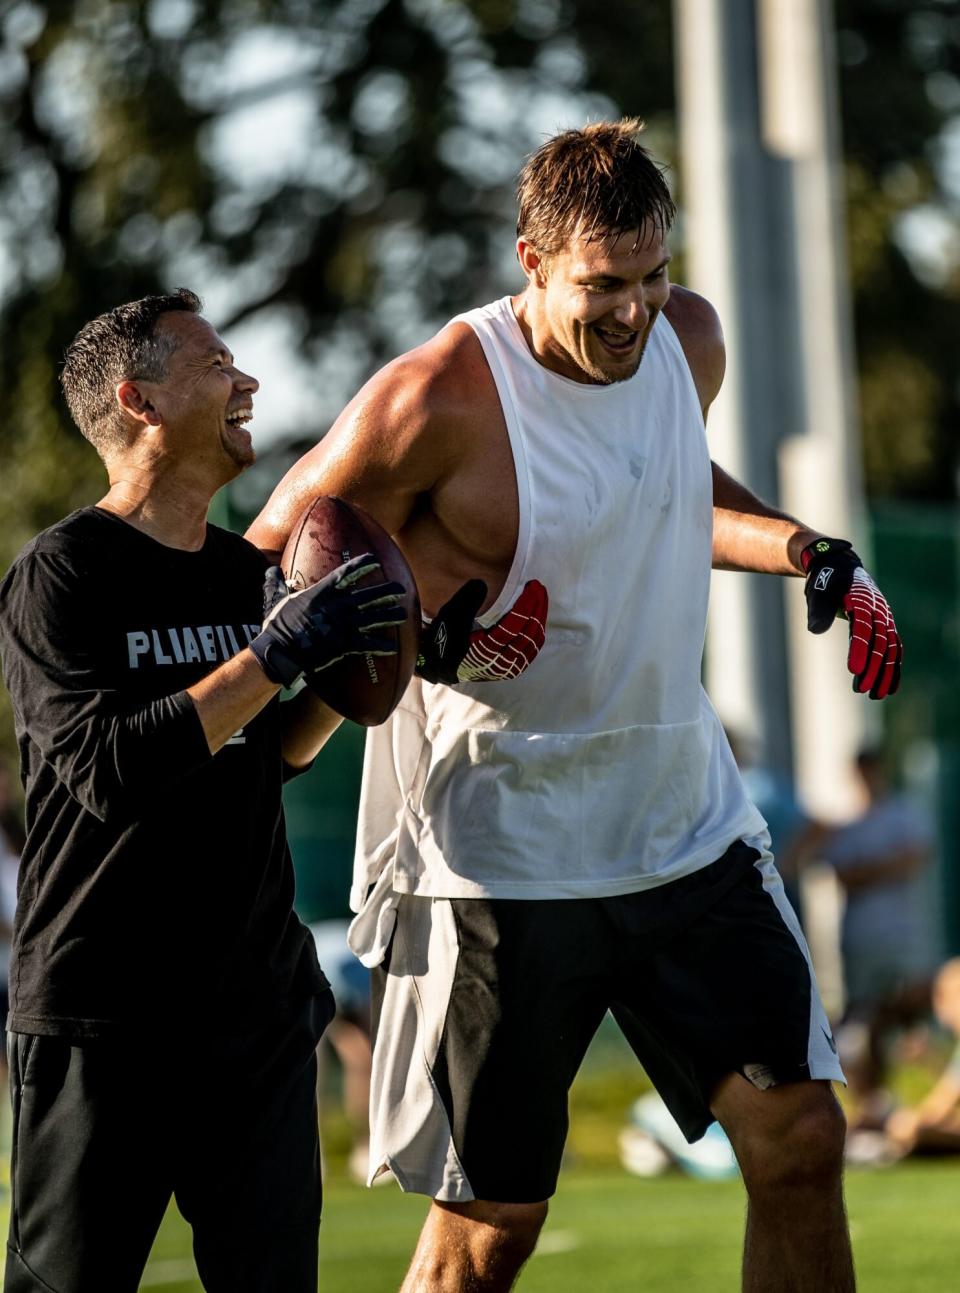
[281,495,421,725]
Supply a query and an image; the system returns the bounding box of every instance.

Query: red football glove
[801,538,901,700]
[458,580,549,681]
[417,580,548,685]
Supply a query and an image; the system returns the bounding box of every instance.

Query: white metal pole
[674,0,867,814]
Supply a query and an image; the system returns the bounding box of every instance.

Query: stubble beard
[221,425,256,471]
[583,334,650,386]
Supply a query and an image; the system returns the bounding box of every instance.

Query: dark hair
[61,288,202,459]
[517,118,676,256]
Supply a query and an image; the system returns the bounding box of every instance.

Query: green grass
[130,1159,960,1292]
[5,1021,960,1291]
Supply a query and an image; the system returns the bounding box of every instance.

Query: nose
[612,289,650,331]
[234,367,259,394]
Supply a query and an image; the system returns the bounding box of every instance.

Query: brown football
[281,496,421,726]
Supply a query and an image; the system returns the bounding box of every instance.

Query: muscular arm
[666,287,822,577]
[711,463,820,575]
[247,328,513,618]
[246,349,453,562]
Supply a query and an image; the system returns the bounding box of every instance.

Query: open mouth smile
[593,326,639,354]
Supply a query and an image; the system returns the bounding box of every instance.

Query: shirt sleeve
[0,549,212,822]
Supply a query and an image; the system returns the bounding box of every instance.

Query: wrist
[249,633,303,687]
[797,534,858,574]
[793,531,830,574]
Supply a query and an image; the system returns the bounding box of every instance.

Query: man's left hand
[417,579,549,685]
[801,537,901,699]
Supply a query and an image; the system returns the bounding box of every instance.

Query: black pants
[5,990,335,1293]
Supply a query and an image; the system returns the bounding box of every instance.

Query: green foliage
[0,0,957,770]
[837,1,960,498]
[0,2,955,581]
[0,0,673,572]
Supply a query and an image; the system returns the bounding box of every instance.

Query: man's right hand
[250,555,406,687]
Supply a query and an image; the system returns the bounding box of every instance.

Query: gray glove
[250,554,406,687]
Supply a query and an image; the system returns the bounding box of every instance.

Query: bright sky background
[1,3,957,447]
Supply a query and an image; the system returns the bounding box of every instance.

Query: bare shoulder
[247,322,494,552]
[398,320,495,420]
[339,321,491,439]
[663,285,725,416]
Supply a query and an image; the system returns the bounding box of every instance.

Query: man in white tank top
[249,120,901,1293]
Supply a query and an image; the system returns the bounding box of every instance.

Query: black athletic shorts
[368,842,842,1204]
[4,990,334,1293]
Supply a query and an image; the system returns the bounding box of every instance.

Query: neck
[511,291,548,365]
[511,290,593,384]
[97,466,217,551]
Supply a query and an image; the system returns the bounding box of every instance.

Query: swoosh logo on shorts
[821,1025,838,1054]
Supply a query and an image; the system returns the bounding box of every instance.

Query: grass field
[134,1159,960,1292]
[4,1021,959,1291]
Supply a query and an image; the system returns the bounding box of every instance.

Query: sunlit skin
[92,307,345,766]
[513,223,672,385]
[116,312,260,481]
[242,182,869,1293]
[247,265,819,615]
[150,312,260,473]
[102,312,261,553]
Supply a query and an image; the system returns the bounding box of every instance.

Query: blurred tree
[836,1,960,497]
[0,0,673,568]
[0,0,957,772]
[0,0,671,771]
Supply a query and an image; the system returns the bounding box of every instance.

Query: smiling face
[148,312,260,473]
[517,223,671,385]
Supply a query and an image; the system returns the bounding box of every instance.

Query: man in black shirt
[0,289,405,1292]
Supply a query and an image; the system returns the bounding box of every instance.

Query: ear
[516,239,548,289]
[116,380,161,427]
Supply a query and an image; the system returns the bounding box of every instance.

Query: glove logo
[814,567,834,591]
[815,541,831,554]
[435,623,448,658]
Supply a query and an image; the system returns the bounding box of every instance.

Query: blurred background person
[2,1,960,1286]
[825,746,937,1131]
[884,958,960,1159]
[309,918,377,1184]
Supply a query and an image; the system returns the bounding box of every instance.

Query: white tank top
[349,296,767,932]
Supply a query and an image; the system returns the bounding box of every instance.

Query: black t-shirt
[0,507,327,1038]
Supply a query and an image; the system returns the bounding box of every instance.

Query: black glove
[801,537,901,699]
[416,579,549,685]
[416,580,488,685]
[250,555,406,687]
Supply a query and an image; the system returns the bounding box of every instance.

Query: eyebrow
[576,254,673,282]
[202,345,235,365]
